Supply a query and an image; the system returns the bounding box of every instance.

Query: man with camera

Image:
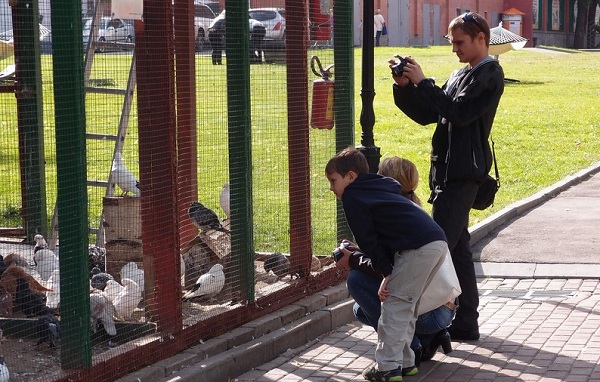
[389,12,504,342]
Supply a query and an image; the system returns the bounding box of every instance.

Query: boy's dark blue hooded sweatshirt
[341,173,447,277]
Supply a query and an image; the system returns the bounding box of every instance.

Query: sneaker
[401,366,418,376]
[363,366,403,381]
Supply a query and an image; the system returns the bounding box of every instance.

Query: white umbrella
[489,23,527,56]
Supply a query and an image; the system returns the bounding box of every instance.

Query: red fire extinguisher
[310,55,334,129]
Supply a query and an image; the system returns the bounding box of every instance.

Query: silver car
[83,17,135,45]
[248,8,285,41]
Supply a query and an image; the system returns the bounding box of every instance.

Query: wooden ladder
[47,0,137,250]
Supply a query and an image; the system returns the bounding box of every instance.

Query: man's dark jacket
[392,59,504,186]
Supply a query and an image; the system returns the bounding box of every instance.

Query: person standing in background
[374,9,386,46]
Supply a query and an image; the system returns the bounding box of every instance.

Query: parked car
[208,10,267,39]
[0,29,13,43]
[248,8,285,41]
[194,2,216,49]
[83,17,135,47]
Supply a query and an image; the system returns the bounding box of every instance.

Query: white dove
[182,263,225,300]
[33,234,48,253]
[33,248,59,281]
[113,278,142,320]
[111,152,140,197]
[220,182,230,219]
[90,293,117,336]
[103,279,125,303]
[0,356,9,382]
[120,261,144,293]
[46,268,61,309]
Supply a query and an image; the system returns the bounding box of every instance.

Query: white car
[194,2,217,49]
[83,17,135,46]
[248,8,285,41]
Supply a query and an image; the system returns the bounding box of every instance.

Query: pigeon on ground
[0,356,9,382]
[182,263,225,300]
[33,234,48,253]
[88,245,106,274]
[35,313,60,348]
[90,267,115,291]
[120,262,144,293]
[113,278,142,320]
[46,269,60,309]
[33,248,59,281]
[264,252,291,279]
[90,293,117,336]
[220,182,230,219]
[111,152,140,197]
[188,201,229,233]
[103,279,125,303]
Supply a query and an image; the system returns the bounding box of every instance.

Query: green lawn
[1,46,599,256]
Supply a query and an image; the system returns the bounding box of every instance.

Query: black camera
[332,242,350,262]
[391,55,408,77]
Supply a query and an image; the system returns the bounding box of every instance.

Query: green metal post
[11,0,47,241]
[49,0,91,369]
[333,0,355,242]
[226,0,255,303]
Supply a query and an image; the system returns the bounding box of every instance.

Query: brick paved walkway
[235,278,600,382]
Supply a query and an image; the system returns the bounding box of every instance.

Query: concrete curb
[117,284,356,382]
[475,261,600,279]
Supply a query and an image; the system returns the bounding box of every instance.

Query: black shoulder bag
[472,138,500,210]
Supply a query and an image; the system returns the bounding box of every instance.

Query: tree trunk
[573,0,588,48]
[587,1,598,48]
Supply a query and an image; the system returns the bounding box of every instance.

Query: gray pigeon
[264,252,291,279]
[35,313,60,348]
[188,201,229,233]
[90,267,115,291]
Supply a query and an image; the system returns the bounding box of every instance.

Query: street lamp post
[357,0,380,172]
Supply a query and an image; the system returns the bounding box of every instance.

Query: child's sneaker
[401,366,418,376]
[363,366,403,381]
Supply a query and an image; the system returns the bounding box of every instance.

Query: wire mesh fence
[0,0,357,380]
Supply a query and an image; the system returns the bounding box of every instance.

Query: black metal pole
[357,0,380,172]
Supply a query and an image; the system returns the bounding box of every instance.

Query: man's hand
[389,59,410,87]
[400,57,427,86]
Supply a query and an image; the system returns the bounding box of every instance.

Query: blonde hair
[378,157,422,206]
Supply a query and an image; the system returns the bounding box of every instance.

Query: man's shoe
[447,326,480,341]
[363,366,403,381]
[401,366,418,376]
